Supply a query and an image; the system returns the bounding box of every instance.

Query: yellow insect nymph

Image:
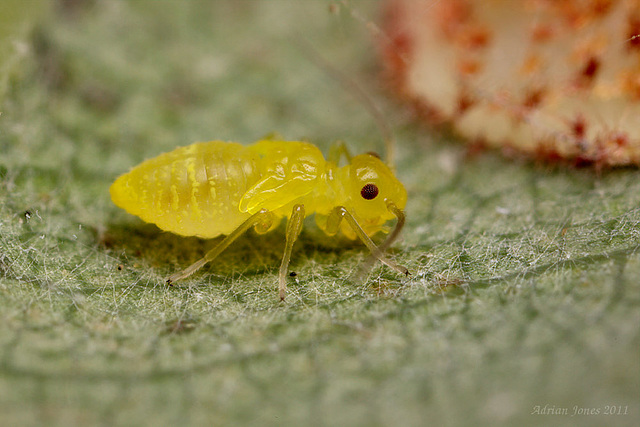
[110,139,408,300]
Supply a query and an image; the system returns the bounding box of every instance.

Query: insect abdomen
[110,141,261,238]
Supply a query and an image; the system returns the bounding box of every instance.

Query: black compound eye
[360,183,379,200]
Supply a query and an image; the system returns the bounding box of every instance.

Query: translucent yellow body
[110,139,407,239]
[110,139,408,299]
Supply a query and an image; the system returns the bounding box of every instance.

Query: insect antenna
[291,35,397,168]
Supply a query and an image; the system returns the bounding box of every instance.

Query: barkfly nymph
[110,138,408,300]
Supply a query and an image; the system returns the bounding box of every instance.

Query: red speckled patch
[381,0,640,167]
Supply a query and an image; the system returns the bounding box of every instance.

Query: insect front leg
[325,206,409,276]
[279,204,305,301]
[166,209,274,285]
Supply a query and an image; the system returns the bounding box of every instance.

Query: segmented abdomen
[110,141,261,238]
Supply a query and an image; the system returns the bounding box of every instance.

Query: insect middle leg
[166,209,275,284]
[279,204,305,301]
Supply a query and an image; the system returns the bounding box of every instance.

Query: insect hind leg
[166,209,274,285]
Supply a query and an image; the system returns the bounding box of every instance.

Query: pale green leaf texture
[0,2,638,427]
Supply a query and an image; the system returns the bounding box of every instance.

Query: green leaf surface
[1,1,638,426]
